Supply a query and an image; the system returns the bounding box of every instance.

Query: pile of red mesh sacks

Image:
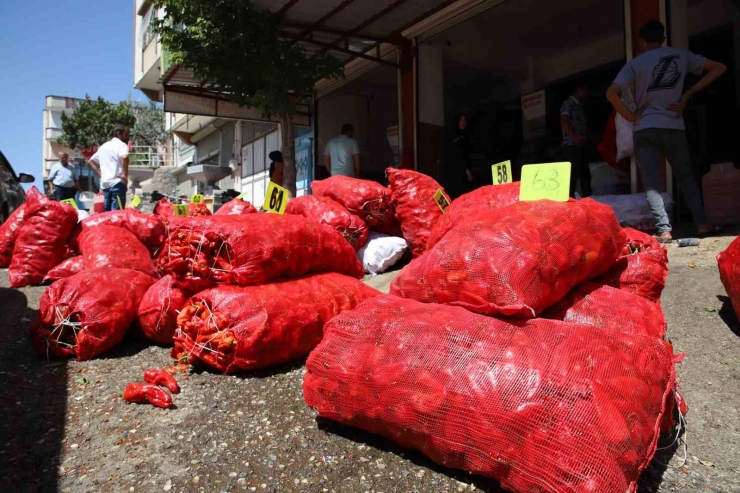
[718,236,740,317]
[304,195,682,493]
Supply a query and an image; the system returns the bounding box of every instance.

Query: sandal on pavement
[655,233,673,244]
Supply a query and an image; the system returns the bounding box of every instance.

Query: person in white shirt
[87,125,130,211]
[48,152,81,201]
[324,124,361,178]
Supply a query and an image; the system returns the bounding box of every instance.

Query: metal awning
[161,0,457,120]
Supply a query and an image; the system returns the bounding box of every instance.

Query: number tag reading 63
[519,162,572,202]
[263,182,289,214]
[433,189,450,213]
[491,160,513,185]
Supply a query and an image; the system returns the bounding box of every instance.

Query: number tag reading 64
[491,160,513,185]
[263,182,289,214]
[519,162,572,202]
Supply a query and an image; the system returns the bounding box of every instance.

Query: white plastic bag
[615,88,636,161]
[591,192,673,231]
[357,231,408,275]
[76,209,90,222]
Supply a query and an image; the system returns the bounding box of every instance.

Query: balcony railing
[129,146,173,168]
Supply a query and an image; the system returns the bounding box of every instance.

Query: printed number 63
[532,170,559,191]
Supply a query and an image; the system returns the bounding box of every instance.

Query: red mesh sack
[173,273,380,373]
[70,209,166,253]
[0,202,27,268]
[189,203,212,217]
[286,195,369,250]
[427,183,520,249]
[214,199,258,216]
[717,236,740,317]
[622,227,661,255]
[9,187,78,288]
[78,225,159,278]
[304,295,679,493]
[29,268,155,360]
[386,168,450,257]
[597,248,669,303]
[311,176,393,228]
[154,198,174,217]
[43,256,85,283]
[158,214,364,291]
[137,275,192,345]
[543,282,667,339]
[390,199,625,318]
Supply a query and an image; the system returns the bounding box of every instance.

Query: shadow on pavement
[316,417,507,493]
[717,295,740,336]
[637,418,684,492]
[0,288,67,493]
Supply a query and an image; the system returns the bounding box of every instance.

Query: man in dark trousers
[560,84,592,198]
[606,20,726,243]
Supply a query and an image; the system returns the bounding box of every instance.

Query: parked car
[0,151,35,224]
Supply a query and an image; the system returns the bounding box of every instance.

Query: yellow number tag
[129,195,141,208]
[491,160,513,185]
[519,162,572,202]
[191,194,204,205]
[60,198,78,210]
[173,204,189,216]
[433,189,450,213]
[236,191,249,201]
[263,182,289,214]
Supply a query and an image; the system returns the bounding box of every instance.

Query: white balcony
[45,127,63,141]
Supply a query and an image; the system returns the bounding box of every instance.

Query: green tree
[58,95,137,151]
[152,0,344,195]
[131,101,171,166]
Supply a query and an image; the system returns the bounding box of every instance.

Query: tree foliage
[152,0,344,117]
[58,96,137,150]
[132,101,169,149]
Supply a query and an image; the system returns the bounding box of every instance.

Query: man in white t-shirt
[87,125,130,211]
[324,124,361,178]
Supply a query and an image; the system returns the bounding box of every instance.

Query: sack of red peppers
[305,295,682,493]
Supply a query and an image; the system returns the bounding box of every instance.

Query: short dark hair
[341,123,353,135]
[113,125,129,137]
[639,20,665,43]
[268,150,283,163]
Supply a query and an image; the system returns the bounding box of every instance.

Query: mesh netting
[718,236,740,317]
[621,227,661,255]
[189,203,212,217]
[596,249,668,303]
[9,187,78,288]
[304,295,679,493]
[426,183,521,249]
[311,176,394,228]
[79,225,159,278]
[173,273,380,373]
[286,195,369,250]
[70,209,167,254]
[543,282,667,339]
[0,201,26,268]
[154,198,174,218]
[137,275,192,345]
[157,214,364,291]
[43,256,85,283]
[214,199,258,216]
[390,199,625,318]
[29,268,155,361]
[386,168,450,258]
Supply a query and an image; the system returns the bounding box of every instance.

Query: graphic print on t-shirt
[648,55,683,92]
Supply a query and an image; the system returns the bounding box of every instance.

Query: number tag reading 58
[263,182,289,214]
[491,160,513,185]
[519,162,572,202]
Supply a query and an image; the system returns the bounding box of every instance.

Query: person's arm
[669,58,727,115]
[87,158,101,178]
[353,154,361,178]
[323,143,332,174]
[74,175,82,192]
[606,83,645,123]
[272,162,284,187]
[48,166,57,193]
[560,113,584,145]
[122,156,129,184]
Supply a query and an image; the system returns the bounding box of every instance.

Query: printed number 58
[496,165,508,184]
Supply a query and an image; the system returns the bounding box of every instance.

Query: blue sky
[0,0,146,185]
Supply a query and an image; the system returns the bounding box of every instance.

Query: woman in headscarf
[445,113,473,199]
[268,150,284,186]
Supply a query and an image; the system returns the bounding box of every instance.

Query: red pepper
[123,383,173,409]
[143,369,181,394]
